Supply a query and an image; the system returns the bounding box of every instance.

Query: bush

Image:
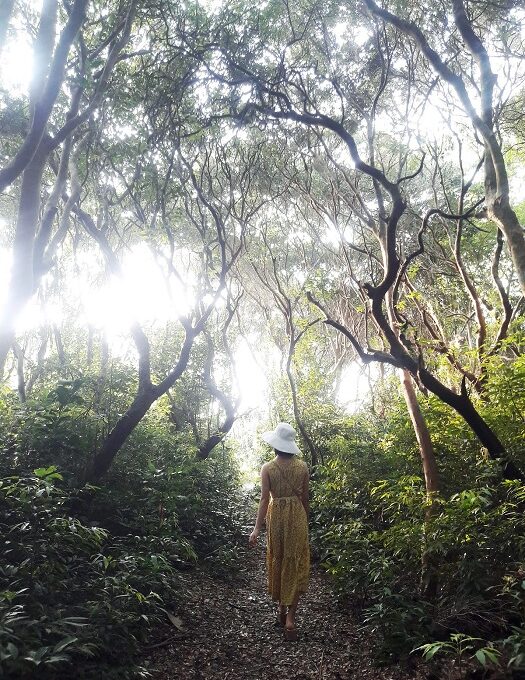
[0,468,176,678]
[309,389,525,663]
[0,386,246,678]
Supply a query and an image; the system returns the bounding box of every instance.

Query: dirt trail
[146,544,428,680]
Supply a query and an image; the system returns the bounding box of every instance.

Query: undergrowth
[309,358,525,674]
[0,387,245,679]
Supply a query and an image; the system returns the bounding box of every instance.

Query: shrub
[0,386,246,678]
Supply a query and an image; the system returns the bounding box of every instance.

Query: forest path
[145,543,427,680]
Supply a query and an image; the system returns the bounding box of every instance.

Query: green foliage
[0,386,245,678]
[309,372,525,664]
[0,467,187,678]
[414,633,501,677]
[503,626,525,671]
[480,341,525,459]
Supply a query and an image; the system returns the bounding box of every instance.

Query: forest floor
[144,542,432,680]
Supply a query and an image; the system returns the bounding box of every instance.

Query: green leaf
[483,648,501,665]
[412,642,446,660]
[53,636,78,654]
[475,649,486,666]
[33,466,62,480]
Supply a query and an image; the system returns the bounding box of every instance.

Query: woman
[249,422,310,641]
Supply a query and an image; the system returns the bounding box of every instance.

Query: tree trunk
[399,369,440,599]
[26,327,49,393]
[87,333,195,482]
[196,332,238,459]
[286,350,319,467]
[417,367,523,480]
[490,199,525,296]
[88,390,156,481]
[12,342,27,403]
[0,0,88,192]
[363,0,525,297]
[54,325,66,365]
[369,296,523,482]
[86,326,94,367]
[0,154,46,374]
[196,412,236,460]
[93,334,109,417]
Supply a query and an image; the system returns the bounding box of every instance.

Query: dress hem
[270,588,308,605]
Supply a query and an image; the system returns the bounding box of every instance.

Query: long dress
[265,457,310,605]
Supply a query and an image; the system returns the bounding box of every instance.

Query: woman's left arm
[249,464,270,547]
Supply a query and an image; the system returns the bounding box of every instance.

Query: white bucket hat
[262,422,300,455]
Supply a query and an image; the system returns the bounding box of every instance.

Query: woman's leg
[285,591,301,630]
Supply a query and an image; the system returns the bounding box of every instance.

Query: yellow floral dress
[265,457,310,605]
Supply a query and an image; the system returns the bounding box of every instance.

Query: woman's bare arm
[249,464,270,547]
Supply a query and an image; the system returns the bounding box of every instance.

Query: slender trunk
[0,0,88,192]
[26,327,49,393]
[169,399,188,431]
[100,335,109,375]
[93,334,108,415]
[12,342,27,403]
[370,297,523,481]
[363,0,525,296]
[490,200,525,295]
[451,0,525,295]
[417,366,523,480]
[196,334,238,459]
[453,216,486,359]
[490,229,513,352]
[87,333,195,482]
[196,412,236,460]
[390,275,440,599]
[87,326,94,367]
[54,325,65,365]
[0,154,46,374]
[286,348,319,466]
[399,369,440,599]
[400,370,439,494]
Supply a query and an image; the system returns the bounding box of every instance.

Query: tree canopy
[1,0,525,677]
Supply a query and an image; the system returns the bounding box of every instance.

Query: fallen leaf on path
[166,612,185,630]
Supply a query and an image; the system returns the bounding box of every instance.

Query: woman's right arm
[249,464,270,547]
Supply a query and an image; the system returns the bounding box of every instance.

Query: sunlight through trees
[1,0,525,676]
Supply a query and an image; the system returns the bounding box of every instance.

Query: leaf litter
[145,542,434,680]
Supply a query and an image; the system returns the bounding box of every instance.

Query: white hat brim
[262,430,300,454]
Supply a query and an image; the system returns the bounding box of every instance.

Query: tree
[363,0,525,296]
[188,0,524,479]
[0,0,139,372]
[247,222,322,466]
[74,127,267,479]
[196,293,243,460]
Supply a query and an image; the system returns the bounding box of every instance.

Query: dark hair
[275,449,294,458]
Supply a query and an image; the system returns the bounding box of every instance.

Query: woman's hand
[249,465,270,549]
[248,528,259,548]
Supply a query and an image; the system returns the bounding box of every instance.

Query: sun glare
[1,19,34,95]
[0,244,196,346]
[233,337,270,411]
[0,248,11,311]
[336,362,379,411]
[75,244,195,336]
